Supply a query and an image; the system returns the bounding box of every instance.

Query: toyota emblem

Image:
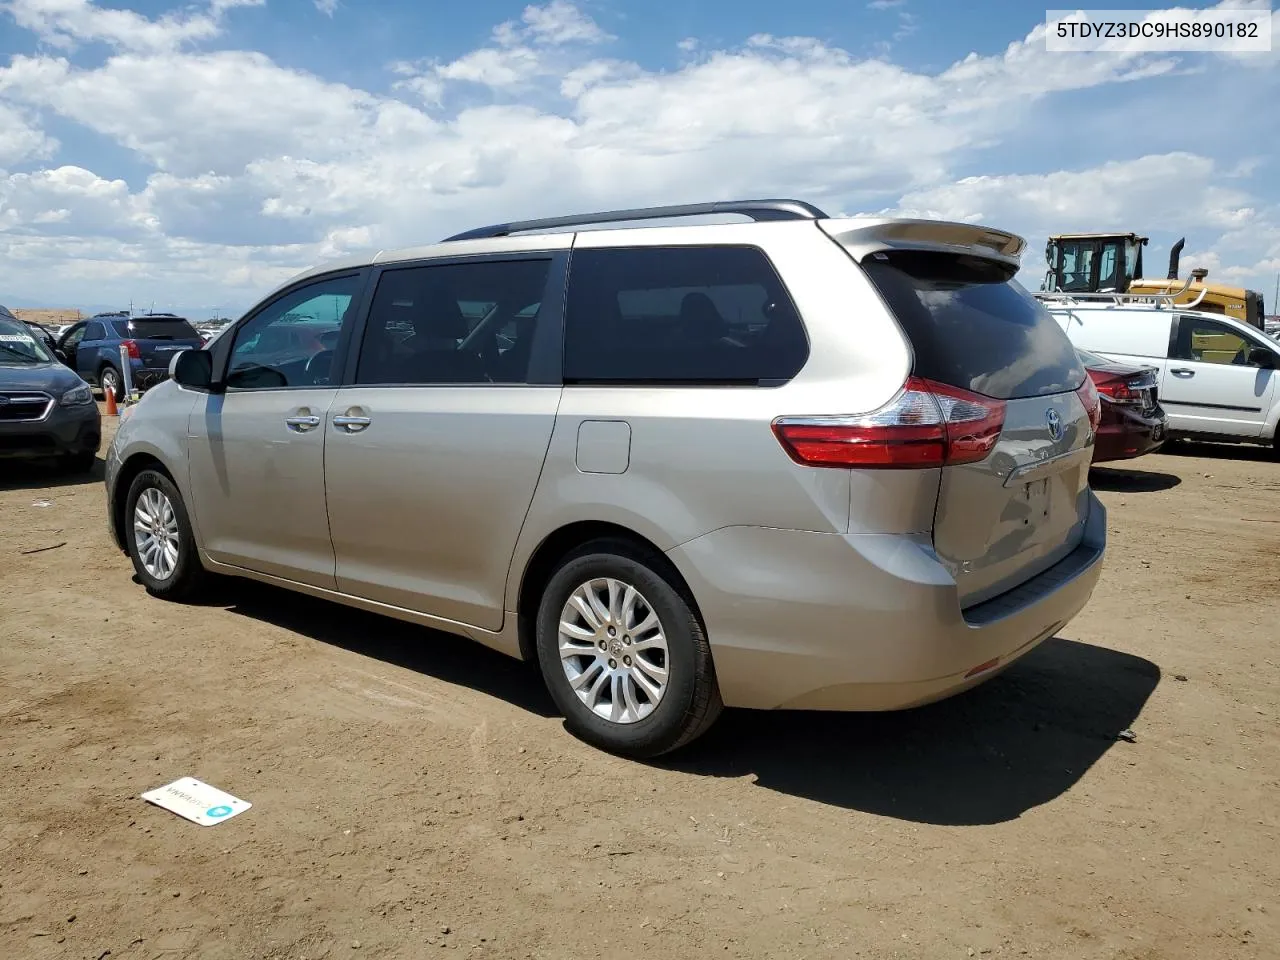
[1046,408,1063,441]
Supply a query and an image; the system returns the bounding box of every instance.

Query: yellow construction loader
[1041,232,1266,330]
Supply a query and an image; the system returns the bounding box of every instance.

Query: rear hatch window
[112,318,201,340]
[859,249,1094,608]
[861,251,1085,399]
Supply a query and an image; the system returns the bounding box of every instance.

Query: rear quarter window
[113,319,201,339]
[862,251,1085,400]
[563,245,809,384]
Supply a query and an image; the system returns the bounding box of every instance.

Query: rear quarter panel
[506,221,918,611]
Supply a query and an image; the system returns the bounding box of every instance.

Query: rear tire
[124,469,209,602]
[535,539,722,759]
[99,365,123,402]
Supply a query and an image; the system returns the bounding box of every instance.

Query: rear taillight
[121,339,141,360]
[772,377,1006,469]
[1088,370,1142,405]
[1076,376,1101,432]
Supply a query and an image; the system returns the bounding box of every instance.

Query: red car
[1078,348,1167,462]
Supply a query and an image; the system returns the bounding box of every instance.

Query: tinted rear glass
[861,251,1085,400]
[563,246,808,384]
[111,318,200,339]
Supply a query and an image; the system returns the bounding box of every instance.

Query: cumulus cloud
[0,0,260,53]
[885,153,1278,292]
[0,0,1276,312]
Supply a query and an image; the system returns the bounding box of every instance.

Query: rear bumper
[0,403,101,460]
[128,361,171,391]
[667,492,1106,711]
[1093,405,1166,462]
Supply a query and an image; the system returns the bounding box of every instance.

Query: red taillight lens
[1088,370,1140,403]
[1076,376,1101,432]
[773,377,1006,469]
[122,339,141,360]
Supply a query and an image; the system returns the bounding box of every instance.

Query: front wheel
[535,540,722,758]
[124,469,208,601]
[99,365,123,402]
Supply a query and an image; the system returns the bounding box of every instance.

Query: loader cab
[1043,233,1147,294]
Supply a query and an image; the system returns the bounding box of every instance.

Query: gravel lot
[3,412,1278,960]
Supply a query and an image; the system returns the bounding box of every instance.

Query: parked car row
[1045,296,1280,452]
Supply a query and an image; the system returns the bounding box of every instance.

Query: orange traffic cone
[104,388,118,417]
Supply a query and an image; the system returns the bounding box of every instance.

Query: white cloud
[516,0,612,45]
[0,100,56,166]
[884,153,1279,292]
[313,0,338,16]
[0,0,1276,311]
[867,0,906,9]
[0,0,260,53]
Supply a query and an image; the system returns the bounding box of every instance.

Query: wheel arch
[514,520,704,662]
[109,452,175,555]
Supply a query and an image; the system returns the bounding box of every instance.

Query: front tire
[535,540,722,758]
[99,365,123,402]
[124,469,208,601]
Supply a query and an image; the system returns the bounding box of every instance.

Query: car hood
[0,360,86,394]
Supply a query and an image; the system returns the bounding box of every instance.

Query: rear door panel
[848,245,1094,606]
[933,392,1092,607]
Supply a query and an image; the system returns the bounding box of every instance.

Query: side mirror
[1248,347,1277,369]
[171,349,213,389]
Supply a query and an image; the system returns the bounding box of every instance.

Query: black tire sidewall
[535,547,705,757]
[100,365,122,401]
[124,469,201,598]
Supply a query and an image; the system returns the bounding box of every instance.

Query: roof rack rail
[1035,275,1206,310]
[441,199,828,242]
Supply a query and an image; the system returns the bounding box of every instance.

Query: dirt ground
[3,412,1278,960]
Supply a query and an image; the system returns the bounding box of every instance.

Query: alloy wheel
[558,577,670,723]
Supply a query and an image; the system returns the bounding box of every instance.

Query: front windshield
[0,317,55,364]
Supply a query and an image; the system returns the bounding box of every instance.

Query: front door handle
[1170,368,1195,377]
[285,415,321,431]
[333,415,372,432]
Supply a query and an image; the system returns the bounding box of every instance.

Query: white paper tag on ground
[141,777,251,826]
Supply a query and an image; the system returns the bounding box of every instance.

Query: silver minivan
[106,200,1107,757]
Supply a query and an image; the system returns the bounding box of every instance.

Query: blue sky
[0,0,1277,317]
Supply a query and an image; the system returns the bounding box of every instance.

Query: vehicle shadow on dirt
[1164,440,1276,463]
[196,581,1158,826]
[1089,466,1182,492]
[0,456,105,491]
[663,638,1161,826]
[211,579,558,719]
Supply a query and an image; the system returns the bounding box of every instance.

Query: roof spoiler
[819,218,1025,269]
